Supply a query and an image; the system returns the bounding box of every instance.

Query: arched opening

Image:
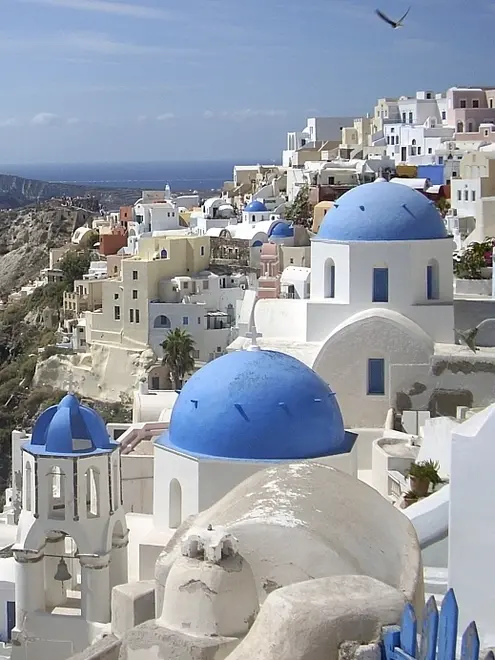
[467,121,474,133]
[427,259,440,300]
[160,249,168,259]
[43,533,81,616]
[85,467,100,519]
[324,258,336,298]
[24,462,32,512]
[154,315,171,329]
[411,139,416,145]
[456,121,464,133]
[252,240,263,247]
[48,467,66,520]
[169,479,182,529]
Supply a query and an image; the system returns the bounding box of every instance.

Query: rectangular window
[203,280,209,290]
[387,136,390,145]
[193,349,200,359]
[132,290,138,299]
[129,309,134,322]
[183,316,189,325]
[442,111,446,120]
[457,190,462,201]
[473,99,479,108]
[368,358,385,395]
[330,264,335,298]
[472,190,476,201]
[200,246,205,256]
[372,268,389,302]
[464,190,469,201]
[438,156,444,164]
[417,147,422,155]
[114,293,119,300]
[135,309,140,323]
[151,376,160,390]
[114,306,120,320]
[460,99,467,108]
[402,112,406,123]
[427,265,434,300]
[428,148,433,154]
[132,270,138,280]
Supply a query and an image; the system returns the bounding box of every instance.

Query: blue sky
[0,0,493,164]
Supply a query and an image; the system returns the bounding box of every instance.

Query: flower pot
[409,475,430,497]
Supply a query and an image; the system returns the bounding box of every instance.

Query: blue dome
[156,350,355,461]
[269,222,294,238]
[244,200,267,213]
[25,394,116,456]
[317,182,449,242]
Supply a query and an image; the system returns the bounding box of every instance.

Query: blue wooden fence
[383,589,494,660]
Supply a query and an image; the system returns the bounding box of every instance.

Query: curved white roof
[281,266,311,283]
[206,227,224,237]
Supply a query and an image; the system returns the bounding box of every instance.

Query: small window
[197,317,201,324]
[200,246,205,256]
[183,281,189,289]
[402,112,406,123]
[428,148,432,154]
[114,293,119,300]
[442,110,446,120]
[485,130,490,137]
[418,147,421,155]
[408,112,413,123]
[135,309,140,323]
[452,171,457,177]
[372,268,389,303]
[472,190,476,201]
[132,290,138,299]
[412,139,416,146]
[438,156,444,164]
[464,190,469,201]
[368,358,385,395]
[460,99,467,109]
[151,376,160,390]
[132,270,138,280]
[114,306,120,320]
[490,99,494,109]
[203,280,209,290]
[391,127,395,133]
[473,99,479,108]
[183,316,189,325]
[129,309,134,322]
[387,136,390,145]
[193,349,200,359]
[457,190,462,201]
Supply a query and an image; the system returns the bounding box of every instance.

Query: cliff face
[0,172,140,209]
[0,202,91,294]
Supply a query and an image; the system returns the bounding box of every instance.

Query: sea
[1,160,275,192]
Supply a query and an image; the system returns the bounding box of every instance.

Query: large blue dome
[156,350,355,461]
[25,394,116,456]
[317,182,449,242]
[244,200,267,213]
[269,222,294,238]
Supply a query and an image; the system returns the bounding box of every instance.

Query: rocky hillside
[0,172,140,209]
[0,202,92,295]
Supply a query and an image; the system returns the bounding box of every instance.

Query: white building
[283,116,354,167]
[230,180,458,428]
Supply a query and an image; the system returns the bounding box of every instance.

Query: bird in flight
[375,6,411,28]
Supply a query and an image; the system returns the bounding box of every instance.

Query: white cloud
[17,0,174,20]
[66,117,81,125]
[156,112,175,121]
[205,109,287,121]
[30,113,61,126]
[0,118,21,128]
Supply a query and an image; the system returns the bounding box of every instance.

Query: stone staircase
[424,566,448,607]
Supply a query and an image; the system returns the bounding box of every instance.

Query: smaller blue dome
[156,350,356,461]
[244,200,267,213]
[269,222,294,238]
[317,182,449,242]
[25,394,116,456]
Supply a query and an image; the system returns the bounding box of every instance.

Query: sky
[0,0,494,164]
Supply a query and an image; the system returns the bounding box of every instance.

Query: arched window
[25,462,32,512]
[467,121,474,133]
[411,139,416,146]
[85,467,100,519]
[47,466,66,520]
[456,121,464,133]
[160,249,168,259]
[324,258,336,298]
[427,259,440,300]
[154,315,171,329]
[169,479,182,529]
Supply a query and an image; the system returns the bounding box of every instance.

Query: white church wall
[255,299,308,341]
[153,447,199,531]
[12,612,92,660]
[310,241,350,302]
[121,454,153,515]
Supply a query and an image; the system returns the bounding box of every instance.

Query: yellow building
[85,234,210,349]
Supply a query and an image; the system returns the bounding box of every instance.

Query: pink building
[258,243,281,299]
[447,87,495,141]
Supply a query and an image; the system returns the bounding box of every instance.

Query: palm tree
[161,329,195,390]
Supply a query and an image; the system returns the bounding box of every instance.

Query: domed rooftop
[244,200,267,213]
[25,394,116,456]
[156,350,355,461]
[317,182,449,242]
[269,222,294,238]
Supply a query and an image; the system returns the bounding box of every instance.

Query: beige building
[64,279,104,318]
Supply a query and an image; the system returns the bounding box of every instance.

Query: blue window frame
[330,264,335,298]
[368,358,385,395]
[182,316,189,325]
[427,265,433,299]
[373,268,389,303]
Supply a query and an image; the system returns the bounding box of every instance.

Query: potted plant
[402,490,419,509]
[407,460,441,497]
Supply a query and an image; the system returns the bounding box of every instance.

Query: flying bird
[375,6,411,28]
[455,319,495,353]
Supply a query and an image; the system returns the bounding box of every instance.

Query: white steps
[424,566,448,608]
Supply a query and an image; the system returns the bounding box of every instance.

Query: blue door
[6,601,15,640]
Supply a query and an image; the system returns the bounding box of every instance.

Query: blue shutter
[427,265,433,299]
[368,358,385,395]
[373,268,389,302]
[330,264,335,298]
